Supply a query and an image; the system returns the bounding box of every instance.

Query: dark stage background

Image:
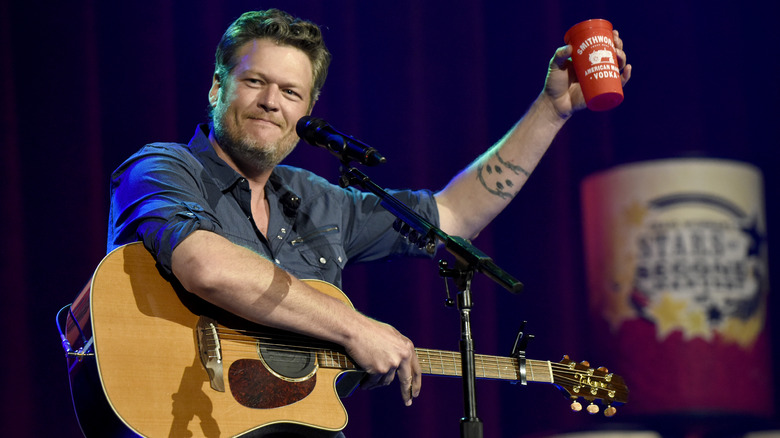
[2,0,779,437]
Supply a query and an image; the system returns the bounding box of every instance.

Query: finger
[411,352,422,400]
[613,29,622,50]
[380,369,397,387]
[398,353,422,406]
[621,63,632,86]
[551,45,573,71]
[616,48,627,71]
[367,369,397,389]
[396,364,414,406]
[360,373,382,390]
[361,368,394,390]
[399,375,414,406]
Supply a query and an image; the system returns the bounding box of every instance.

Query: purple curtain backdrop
[2,0,779,436]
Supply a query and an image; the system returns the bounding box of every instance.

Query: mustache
[246,114,283,126]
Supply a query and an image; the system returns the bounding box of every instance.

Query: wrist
[534,92,571,128]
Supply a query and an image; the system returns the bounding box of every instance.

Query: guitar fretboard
[317,348,553,383]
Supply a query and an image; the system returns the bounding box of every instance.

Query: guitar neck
[317,348,553,384]
[417,349,553,383]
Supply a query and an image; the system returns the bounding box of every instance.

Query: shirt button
[275,259,281,264]
[276,235,283,240]
[319,257,327,264]
[280,228,287,233]
[338,256,343,263]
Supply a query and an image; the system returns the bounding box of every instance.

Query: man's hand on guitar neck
[343,316,422,406]
[171,229,422,406]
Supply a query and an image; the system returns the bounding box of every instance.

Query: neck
[208,130,274,187]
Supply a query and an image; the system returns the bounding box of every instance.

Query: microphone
[296,116,386,166]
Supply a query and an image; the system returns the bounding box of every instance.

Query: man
[109,8,630,437]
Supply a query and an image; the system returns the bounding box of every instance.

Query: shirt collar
[187,124,244,192]
[187,123,302,215]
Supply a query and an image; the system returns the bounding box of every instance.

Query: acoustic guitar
[63,242,627,437]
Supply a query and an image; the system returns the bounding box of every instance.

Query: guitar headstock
[551,355,629,417]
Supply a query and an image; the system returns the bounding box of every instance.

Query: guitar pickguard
[229,359,316,409]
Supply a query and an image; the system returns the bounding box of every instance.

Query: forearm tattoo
[476,152,530,200]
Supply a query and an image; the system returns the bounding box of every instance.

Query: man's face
[209,39,314,172]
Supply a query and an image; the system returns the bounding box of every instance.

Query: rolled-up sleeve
[108,144,222,275]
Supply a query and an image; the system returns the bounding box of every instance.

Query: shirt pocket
[290,225,348,283]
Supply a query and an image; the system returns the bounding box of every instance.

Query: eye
[283,88,302,99]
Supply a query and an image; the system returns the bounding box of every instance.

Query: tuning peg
[570,401,582,412]
[597,366,609,373]
[604,406,617,417]
[586,403,600,415]
[579,360,591,367]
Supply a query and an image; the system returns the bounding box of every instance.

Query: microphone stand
[336,164,523,438]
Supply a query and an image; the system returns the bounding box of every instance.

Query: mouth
[247,116,281,128]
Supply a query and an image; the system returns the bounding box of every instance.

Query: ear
[208,74,221,108]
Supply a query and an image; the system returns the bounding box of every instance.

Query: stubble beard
[212,106,298,174]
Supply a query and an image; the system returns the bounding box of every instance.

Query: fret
[317,350,355,371]
[428,350,439,374]
[476,355,488,378]
[419,350,430,373]
[318,350,332,368]
[471,354,517,381]
[526,359,553,383]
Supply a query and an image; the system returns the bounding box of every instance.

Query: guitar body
[64,243,628,436]
[67,243,350,437]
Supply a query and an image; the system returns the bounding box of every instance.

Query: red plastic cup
[564,19,624,111]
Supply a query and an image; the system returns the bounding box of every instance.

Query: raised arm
[435,30,631,239]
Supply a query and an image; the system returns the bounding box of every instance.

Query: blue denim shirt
[108,124,440,289]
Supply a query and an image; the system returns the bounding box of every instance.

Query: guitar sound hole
[258,344,317,380]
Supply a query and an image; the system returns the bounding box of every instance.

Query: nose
[258,84,280,112]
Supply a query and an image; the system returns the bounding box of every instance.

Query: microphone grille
[296,116,328,137]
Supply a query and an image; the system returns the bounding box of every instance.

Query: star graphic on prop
[718,313,765,349]
[647,293,688,340]
[623,201,648,226]
[681,308,712,341]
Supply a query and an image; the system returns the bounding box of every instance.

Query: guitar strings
[211,327,600,382]
[200,327,623,396]
[212,329,602,385]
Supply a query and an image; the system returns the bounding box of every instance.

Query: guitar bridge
[197,316,225,392]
